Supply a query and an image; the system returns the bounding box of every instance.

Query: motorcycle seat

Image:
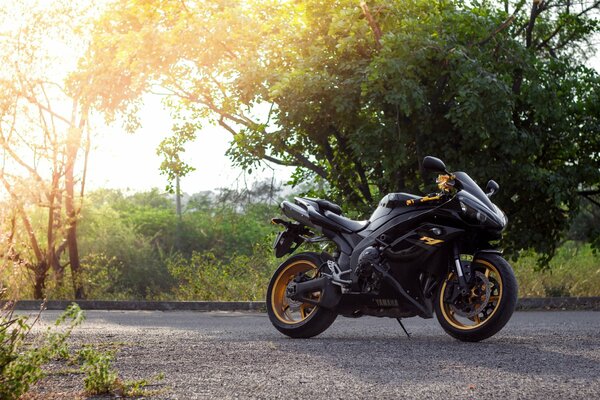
[304,197,343,215]
[323,210,369,232]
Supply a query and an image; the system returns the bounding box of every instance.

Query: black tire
[434,253,518,342]
[266,252,337,338]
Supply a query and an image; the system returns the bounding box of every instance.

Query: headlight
[459,200,488,223]
[458,193,507,230]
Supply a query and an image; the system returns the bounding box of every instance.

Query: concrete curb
[8,300,265,312]
[5,297,600,312]
[516,297,600,311]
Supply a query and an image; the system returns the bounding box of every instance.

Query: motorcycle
[267,156,518,342]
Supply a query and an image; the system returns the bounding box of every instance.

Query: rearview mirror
[486,179,500,198]
[422,156,447,173]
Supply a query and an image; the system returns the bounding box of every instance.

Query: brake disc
[451,271,491,318]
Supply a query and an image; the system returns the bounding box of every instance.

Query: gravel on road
[26,310,600,399]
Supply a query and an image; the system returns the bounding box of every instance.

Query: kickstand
[396,318,411,339]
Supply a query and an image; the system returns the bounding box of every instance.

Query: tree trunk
[33,262,48,300]
[66,220,84,299]
[65,118,86,299]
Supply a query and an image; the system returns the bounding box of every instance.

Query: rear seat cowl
[313,199,343,215]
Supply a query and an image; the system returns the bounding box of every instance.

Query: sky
[85,96,294,194]
[0,0,291,197]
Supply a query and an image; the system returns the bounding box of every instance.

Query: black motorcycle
[267,156,518,342]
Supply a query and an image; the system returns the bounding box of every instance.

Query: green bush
[68,188,279,300]
[78,346,119,395]
[0,303,84,400]
[0,301,164,398]
[514,242,600,297]
[37,188,600,302]
[76,204,175,299]
[167,243,278,301]
[76,345,165,397]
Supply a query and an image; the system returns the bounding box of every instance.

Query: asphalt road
[29,310,600,399]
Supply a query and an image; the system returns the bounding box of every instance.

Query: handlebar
[405,195,443,206]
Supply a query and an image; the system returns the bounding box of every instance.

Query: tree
[0,1,95,298]
[75,0,600,263]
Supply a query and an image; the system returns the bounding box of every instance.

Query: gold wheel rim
[271,260,320,325]
[439,259,503,331]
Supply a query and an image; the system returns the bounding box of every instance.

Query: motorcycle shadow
[264,315,600,383]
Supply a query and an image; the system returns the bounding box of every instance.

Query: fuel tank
[365,192,424,233]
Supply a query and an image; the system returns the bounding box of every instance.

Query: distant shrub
[167,243,277,301]
[543,283,571,298]
[76,204,176,299]
[514,242,600,297]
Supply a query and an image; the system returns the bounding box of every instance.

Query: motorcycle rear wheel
[434,253,518,342]
[266,252,337,338]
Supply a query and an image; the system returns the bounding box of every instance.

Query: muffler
[287,276,341,309]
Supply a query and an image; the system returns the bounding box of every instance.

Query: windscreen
[454,172,494,209]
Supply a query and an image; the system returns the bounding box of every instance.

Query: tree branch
[218,117,328,178]
[78,118,91,213]
[284,151,328,179]
[38,82,59,142]
[475,14,516,47]
[536,1,600,50]
[167,80,253,127]
[0,128,46,188]
[526,0,545,48]
[261,154,291,167]
[0,173,44,263]
[360,1,382,48]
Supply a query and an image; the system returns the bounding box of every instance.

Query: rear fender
[271,218,311,258]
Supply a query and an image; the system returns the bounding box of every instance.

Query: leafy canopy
[74,0,600,263]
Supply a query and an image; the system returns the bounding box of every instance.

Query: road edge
[5,297,600,312]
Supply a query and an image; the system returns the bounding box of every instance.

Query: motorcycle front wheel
[434,253,518,342]
[266,252,337,338]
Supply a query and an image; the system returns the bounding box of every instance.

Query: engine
[355,246,383,294]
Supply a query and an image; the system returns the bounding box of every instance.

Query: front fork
[452,243,472,294]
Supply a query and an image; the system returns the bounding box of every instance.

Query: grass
[513,242,600,297]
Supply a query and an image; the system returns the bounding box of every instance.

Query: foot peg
[323,260,352,291]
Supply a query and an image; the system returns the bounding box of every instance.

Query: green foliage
[76,202,175,299]
[78,346,119,395]
[74,344,165,396]
[156,121,199,193]
[77,0,600,265]
[168,243,277,301]
[124,372,166,397]
[47,185,600,301]
[58,186,280,300]
[514,242,600,297]
[568,200,600,250]
[0,304,84,400]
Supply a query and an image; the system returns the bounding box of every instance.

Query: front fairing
[454,172,507,230]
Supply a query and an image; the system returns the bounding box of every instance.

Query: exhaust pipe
[287,277,341,309]
[287,277,328,298]
[281,201,317,229]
